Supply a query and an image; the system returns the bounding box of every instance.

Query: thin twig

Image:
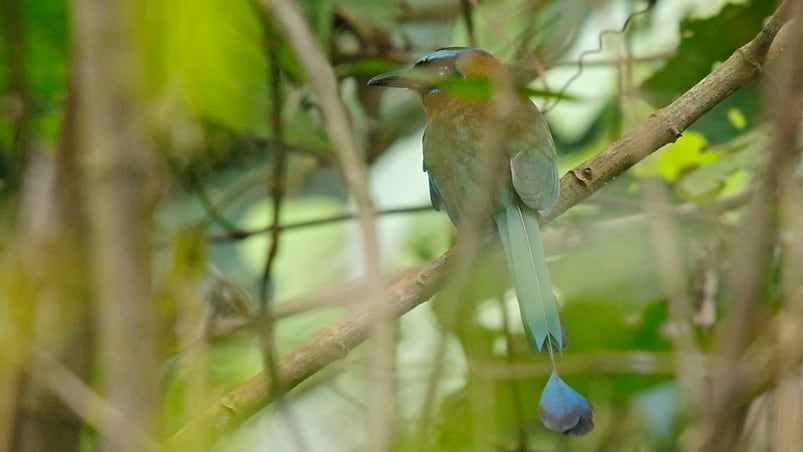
[544,3,654,112]
[208,205,433,244]
[498,292,528,451]
[254,48,310,452]
[184,165,244,234]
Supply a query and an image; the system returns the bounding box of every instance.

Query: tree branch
[170,1,792,444]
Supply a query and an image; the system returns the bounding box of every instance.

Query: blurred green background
[1,0,796,451]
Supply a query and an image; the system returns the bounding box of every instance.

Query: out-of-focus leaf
[22,1,68,100]
[676,133,763,202]
[640,0,775,144]
[400,211,451,264]
[0,0,68,147]
[162,341,262,432]
[631,131,719,181]
[171,226,208,280]
[552,231,668,310]
[633,128,763,203]
[654,132,718,181]
[143,0,268,133]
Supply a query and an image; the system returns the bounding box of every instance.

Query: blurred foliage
[141,0,268,133]
[640,0,776,145]
[0,0,791,451]
[0,0,68,190]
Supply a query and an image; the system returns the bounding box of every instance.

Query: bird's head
[368,47,512,109]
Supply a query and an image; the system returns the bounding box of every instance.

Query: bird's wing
[509,107,560,215]
[423,161,443,212]
[422,125,469,225]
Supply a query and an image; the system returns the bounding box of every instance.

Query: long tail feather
[494,202,563,351]
[497,204,594,435]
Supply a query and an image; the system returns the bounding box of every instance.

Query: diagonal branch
[170,1,792,445]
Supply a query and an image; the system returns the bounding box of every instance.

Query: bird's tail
[495,201,594,435]
[495,201,564,352]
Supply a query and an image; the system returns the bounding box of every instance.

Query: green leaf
[676,133,763,202]
[655,131,718,181]
[144,0,268,133]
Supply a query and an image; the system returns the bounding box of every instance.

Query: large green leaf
[144,0,268,133]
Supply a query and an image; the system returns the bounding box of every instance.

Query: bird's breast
[422,108,514,224]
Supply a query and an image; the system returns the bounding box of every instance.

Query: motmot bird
[369,47,593,435]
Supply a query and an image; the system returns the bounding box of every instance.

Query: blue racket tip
[538,371,594,436]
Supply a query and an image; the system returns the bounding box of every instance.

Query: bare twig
[254,48,310,452]
[545,3,654,112]
[258,49,287,387]
[208,205,433,244]
[170,1,792,444]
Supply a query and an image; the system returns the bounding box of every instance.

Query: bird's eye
[434,63,452,77]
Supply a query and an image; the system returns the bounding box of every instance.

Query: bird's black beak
[369,65,446,92]
[367,69,417,89]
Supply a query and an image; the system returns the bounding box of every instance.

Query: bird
[369,47,593,436]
